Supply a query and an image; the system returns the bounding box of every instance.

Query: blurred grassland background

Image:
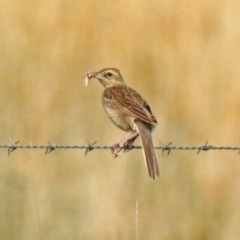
[0,0,240,239]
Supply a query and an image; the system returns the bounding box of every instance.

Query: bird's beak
[84,71,105,86]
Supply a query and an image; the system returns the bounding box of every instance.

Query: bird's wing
[103,85,157,125]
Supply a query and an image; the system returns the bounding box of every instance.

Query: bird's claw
[111,136,136,157]
[111,144,123,158]
[122,139,134,152]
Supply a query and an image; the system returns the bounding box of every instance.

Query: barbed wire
[2,139,240,156]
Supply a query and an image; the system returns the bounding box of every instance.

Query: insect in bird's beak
[84,71,94,87]
[84,71,106,86]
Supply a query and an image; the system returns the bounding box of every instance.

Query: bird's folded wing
[104,85,157,125]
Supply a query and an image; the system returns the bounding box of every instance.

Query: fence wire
[2,140,240,156]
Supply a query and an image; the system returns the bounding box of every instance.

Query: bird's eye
[106,72,112,77]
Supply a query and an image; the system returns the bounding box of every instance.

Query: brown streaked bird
[85,68,159,179]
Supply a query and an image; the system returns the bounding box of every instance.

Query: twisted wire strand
[1,141,240,155]
[1,144,240,150]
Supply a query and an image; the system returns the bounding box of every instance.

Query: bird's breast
[103,105,135,132]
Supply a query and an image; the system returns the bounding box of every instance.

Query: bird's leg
[111,131,138,157]
[122,134,139,152]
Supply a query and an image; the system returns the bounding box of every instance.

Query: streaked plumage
[103,85,157,126]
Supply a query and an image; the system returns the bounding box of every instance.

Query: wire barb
[85,140,97,156]
[159,141,172,157]
[197,140,213,154]
[8,138,20,156]
[45,141,56,154]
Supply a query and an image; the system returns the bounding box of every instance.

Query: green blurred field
[0,0,240,239]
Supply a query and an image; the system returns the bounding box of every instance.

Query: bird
[85,68,159,179]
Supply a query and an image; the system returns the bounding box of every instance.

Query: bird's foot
[122,134,138,152]
[122,139,134,152]
[111,143,123,158]
[111,133,138,156]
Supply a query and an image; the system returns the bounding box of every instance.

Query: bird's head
[85,68,125,87]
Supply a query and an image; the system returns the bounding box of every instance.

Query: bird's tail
[134,120,160,179]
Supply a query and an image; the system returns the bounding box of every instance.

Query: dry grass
[0,0,240,239]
